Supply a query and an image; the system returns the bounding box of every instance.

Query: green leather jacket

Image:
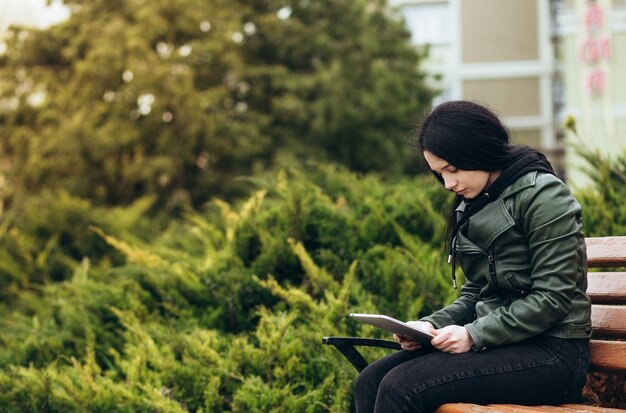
[422,171,592,350]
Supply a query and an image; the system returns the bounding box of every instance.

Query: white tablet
[350,313,434,345]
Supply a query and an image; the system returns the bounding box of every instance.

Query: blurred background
[2,0,625,195]
[389,0,626,185]
[0,0,625,411]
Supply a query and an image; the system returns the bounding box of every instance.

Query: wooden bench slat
[497,405,625,413]
[435,405,544,413]
[475,406,579,413]
[589,340,626,372]
[436,404,626,413]
[587,272,626,304]
[561,405,626,413]
[586,236,626,267]
[435,404,488,413]
[591,305,626,338]
[435,403,624,413]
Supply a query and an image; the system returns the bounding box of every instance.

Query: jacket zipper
[488,250,499,289]
[508,274,526,295]
[449,236,458,289]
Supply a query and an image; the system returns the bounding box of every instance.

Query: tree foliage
[0,165,454,412]
[574,147,626,237]
[0,0,433,211]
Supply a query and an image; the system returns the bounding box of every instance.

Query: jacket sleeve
[464,174,583,350]
[420,280,481,328]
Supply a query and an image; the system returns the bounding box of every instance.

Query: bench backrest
[585,236,626,373]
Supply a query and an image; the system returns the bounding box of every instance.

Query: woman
[354,101,592,412]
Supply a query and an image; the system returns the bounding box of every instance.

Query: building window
[614,0,626,9]
[400,2,451,46]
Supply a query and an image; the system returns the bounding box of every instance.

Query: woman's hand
[431,325,474,354]
[393,321,435,351]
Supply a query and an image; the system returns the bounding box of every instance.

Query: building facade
[391,0,626,183]
[556,0,626,185]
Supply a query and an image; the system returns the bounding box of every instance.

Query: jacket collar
[455,201,467,213]
[500,171,538,199]
[454,171,538,213]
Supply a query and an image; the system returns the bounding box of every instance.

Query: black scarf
[448,151,555,288]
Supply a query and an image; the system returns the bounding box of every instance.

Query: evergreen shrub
[0,165,453,411]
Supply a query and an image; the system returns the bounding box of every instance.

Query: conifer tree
[0,0,433,209]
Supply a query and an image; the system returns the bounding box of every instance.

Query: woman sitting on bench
[354,100,592,412]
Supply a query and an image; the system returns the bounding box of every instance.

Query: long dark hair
[415,100,554,246]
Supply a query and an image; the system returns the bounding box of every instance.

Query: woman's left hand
[431,325,474,354]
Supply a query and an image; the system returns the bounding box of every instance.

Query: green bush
[0,165,453,411]
[575,148,626,236]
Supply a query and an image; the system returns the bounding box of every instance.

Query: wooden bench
[323,236,626,412]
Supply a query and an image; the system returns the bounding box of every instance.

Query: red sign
[579,38,611,64]
[579,0,611,96]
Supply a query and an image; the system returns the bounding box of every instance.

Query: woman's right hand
[393,321,435,351]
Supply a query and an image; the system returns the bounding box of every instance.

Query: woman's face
[423,151,499,199]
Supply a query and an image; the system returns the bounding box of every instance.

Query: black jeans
[354,335,590,413]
